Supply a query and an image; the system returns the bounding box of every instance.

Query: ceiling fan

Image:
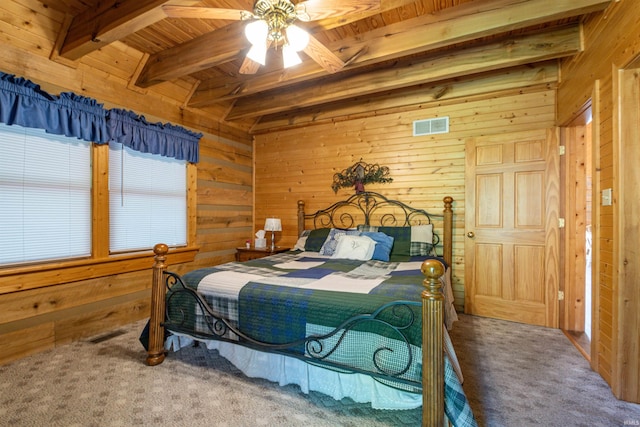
[162,0,380,75]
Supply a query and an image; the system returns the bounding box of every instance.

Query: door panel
[515,172,544,227]
[465,129,559,327]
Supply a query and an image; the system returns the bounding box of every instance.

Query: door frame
[559,89,600,371]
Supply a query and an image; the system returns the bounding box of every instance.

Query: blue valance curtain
[0,73,109,143]
[0,71,200,163]
[108,108,200,163]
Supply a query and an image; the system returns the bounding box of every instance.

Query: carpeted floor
[0,314,639,426]
[449,314,640,427]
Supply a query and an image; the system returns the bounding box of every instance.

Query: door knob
[467,231,475,238]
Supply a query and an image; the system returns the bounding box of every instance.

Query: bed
[144,192,476,427]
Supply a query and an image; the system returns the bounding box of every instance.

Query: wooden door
[465,129,560,327]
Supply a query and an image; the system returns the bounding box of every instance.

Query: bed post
[297,200,305,236]
[146,243,168,366]
[421,259,446,427]
[442,196,453,268]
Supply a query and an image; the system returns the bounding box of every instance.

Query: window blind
[108,141,187,252]
[0,123,91,265]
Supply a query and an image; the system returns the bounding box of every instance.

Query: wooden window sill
[0,246,199,295]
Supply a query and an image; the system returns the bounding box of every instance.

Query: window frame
[0,142,198,293]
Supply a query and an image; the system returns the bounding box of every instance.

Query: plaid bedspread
[170,250,476,427]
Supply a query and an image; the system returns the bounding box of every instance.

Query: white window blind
[0,123,92,265]
[109,141,187,252]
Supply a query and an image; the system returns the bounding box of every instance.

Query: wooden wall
[4,4,637,406]
[557,0,640,401]
[0,1,252,364]
[254,79,558,311]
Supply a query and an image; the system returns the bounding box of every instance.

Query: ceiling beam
[135,21,247,88]
[225,24,581,120]
[251,61,559,133]
[187,0,609,108]
[59,0,200,61]
[304,0,420,32]
[331,0,608,64]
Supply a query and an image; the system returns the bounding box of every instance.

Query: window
[0,123,92,265]
[108,141,187,252]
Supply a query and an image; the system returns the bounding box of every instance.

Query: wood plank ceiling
[46,0,612,132]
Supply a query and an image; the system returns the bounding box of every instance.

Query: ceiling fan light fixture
[285,24,309,51]
[245,19,269,46]
[282,44,302,68]
[247,43,268,65]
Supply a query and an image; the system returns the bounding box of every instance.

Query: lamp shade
[246,43,267,65]
[282,45,302,68]
[285,25,309,52]
[264,218,282,232]
[245,20,268,46]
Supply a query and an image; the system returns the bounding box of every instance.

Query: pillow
[358,224,435,258]
[410,224,434,256]
[379,226,411,261]
[361,231,394,262]
[319,228,360,255]
[294,236,308,251]
[304,228,331,252]
[331,235,376,261]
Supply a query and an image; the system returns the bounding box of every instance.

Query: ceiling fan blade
[296,0,380,22]
[239,57,261,75]
[162,6,247,20]
[304,34,345,74]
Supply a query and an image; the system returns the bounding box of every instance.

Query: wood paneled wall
[254,85,557,310]
[0,2,252,364]
[557,0,640,402]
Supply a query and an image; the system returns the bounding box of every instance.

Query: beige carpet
[1,314,639,426]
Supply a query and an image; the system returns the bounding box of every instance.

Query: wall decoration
[331,159,393,194]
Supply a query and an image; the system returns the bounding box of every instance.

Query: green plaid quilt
[166,250,475,425]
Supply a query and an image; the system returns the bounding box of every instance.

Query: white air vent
[413,117,449,136]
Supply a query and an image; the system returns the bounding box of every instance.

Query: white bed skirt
[166,333,422,410]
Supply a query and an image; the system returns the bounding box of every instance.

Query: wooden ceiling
[47,0,611,132]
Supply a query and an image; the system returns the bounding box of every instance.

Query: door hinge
[558,290,565,301]
[559,145,566,155]
[558,218,565,228]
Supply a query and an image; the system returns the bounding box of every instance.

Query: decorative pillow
[331,235,376,261]
[361,231,394,262]
[319,228,360,256]
[378,226,411,261]
[304,228,331,252]
[358,224,435,258]
[410,224,434,256]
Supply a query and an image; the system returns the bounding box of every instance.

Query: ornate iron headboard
[297,191,447,250]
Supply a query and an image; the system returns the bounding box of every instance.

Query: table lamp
[264,218,282,251]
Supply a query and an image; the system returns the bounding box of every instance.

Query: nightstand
[235,246,291,262]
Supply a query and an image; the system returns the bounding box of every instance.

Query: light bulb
[286,25,309,52]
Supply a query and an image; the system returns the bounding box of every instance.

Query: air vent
[413,117,449,136]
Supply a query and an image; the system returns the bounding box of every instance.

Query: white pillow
[411,224,433,243]
[294,236,308,251]
[319,228,360,255]
[331,235,376,261]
